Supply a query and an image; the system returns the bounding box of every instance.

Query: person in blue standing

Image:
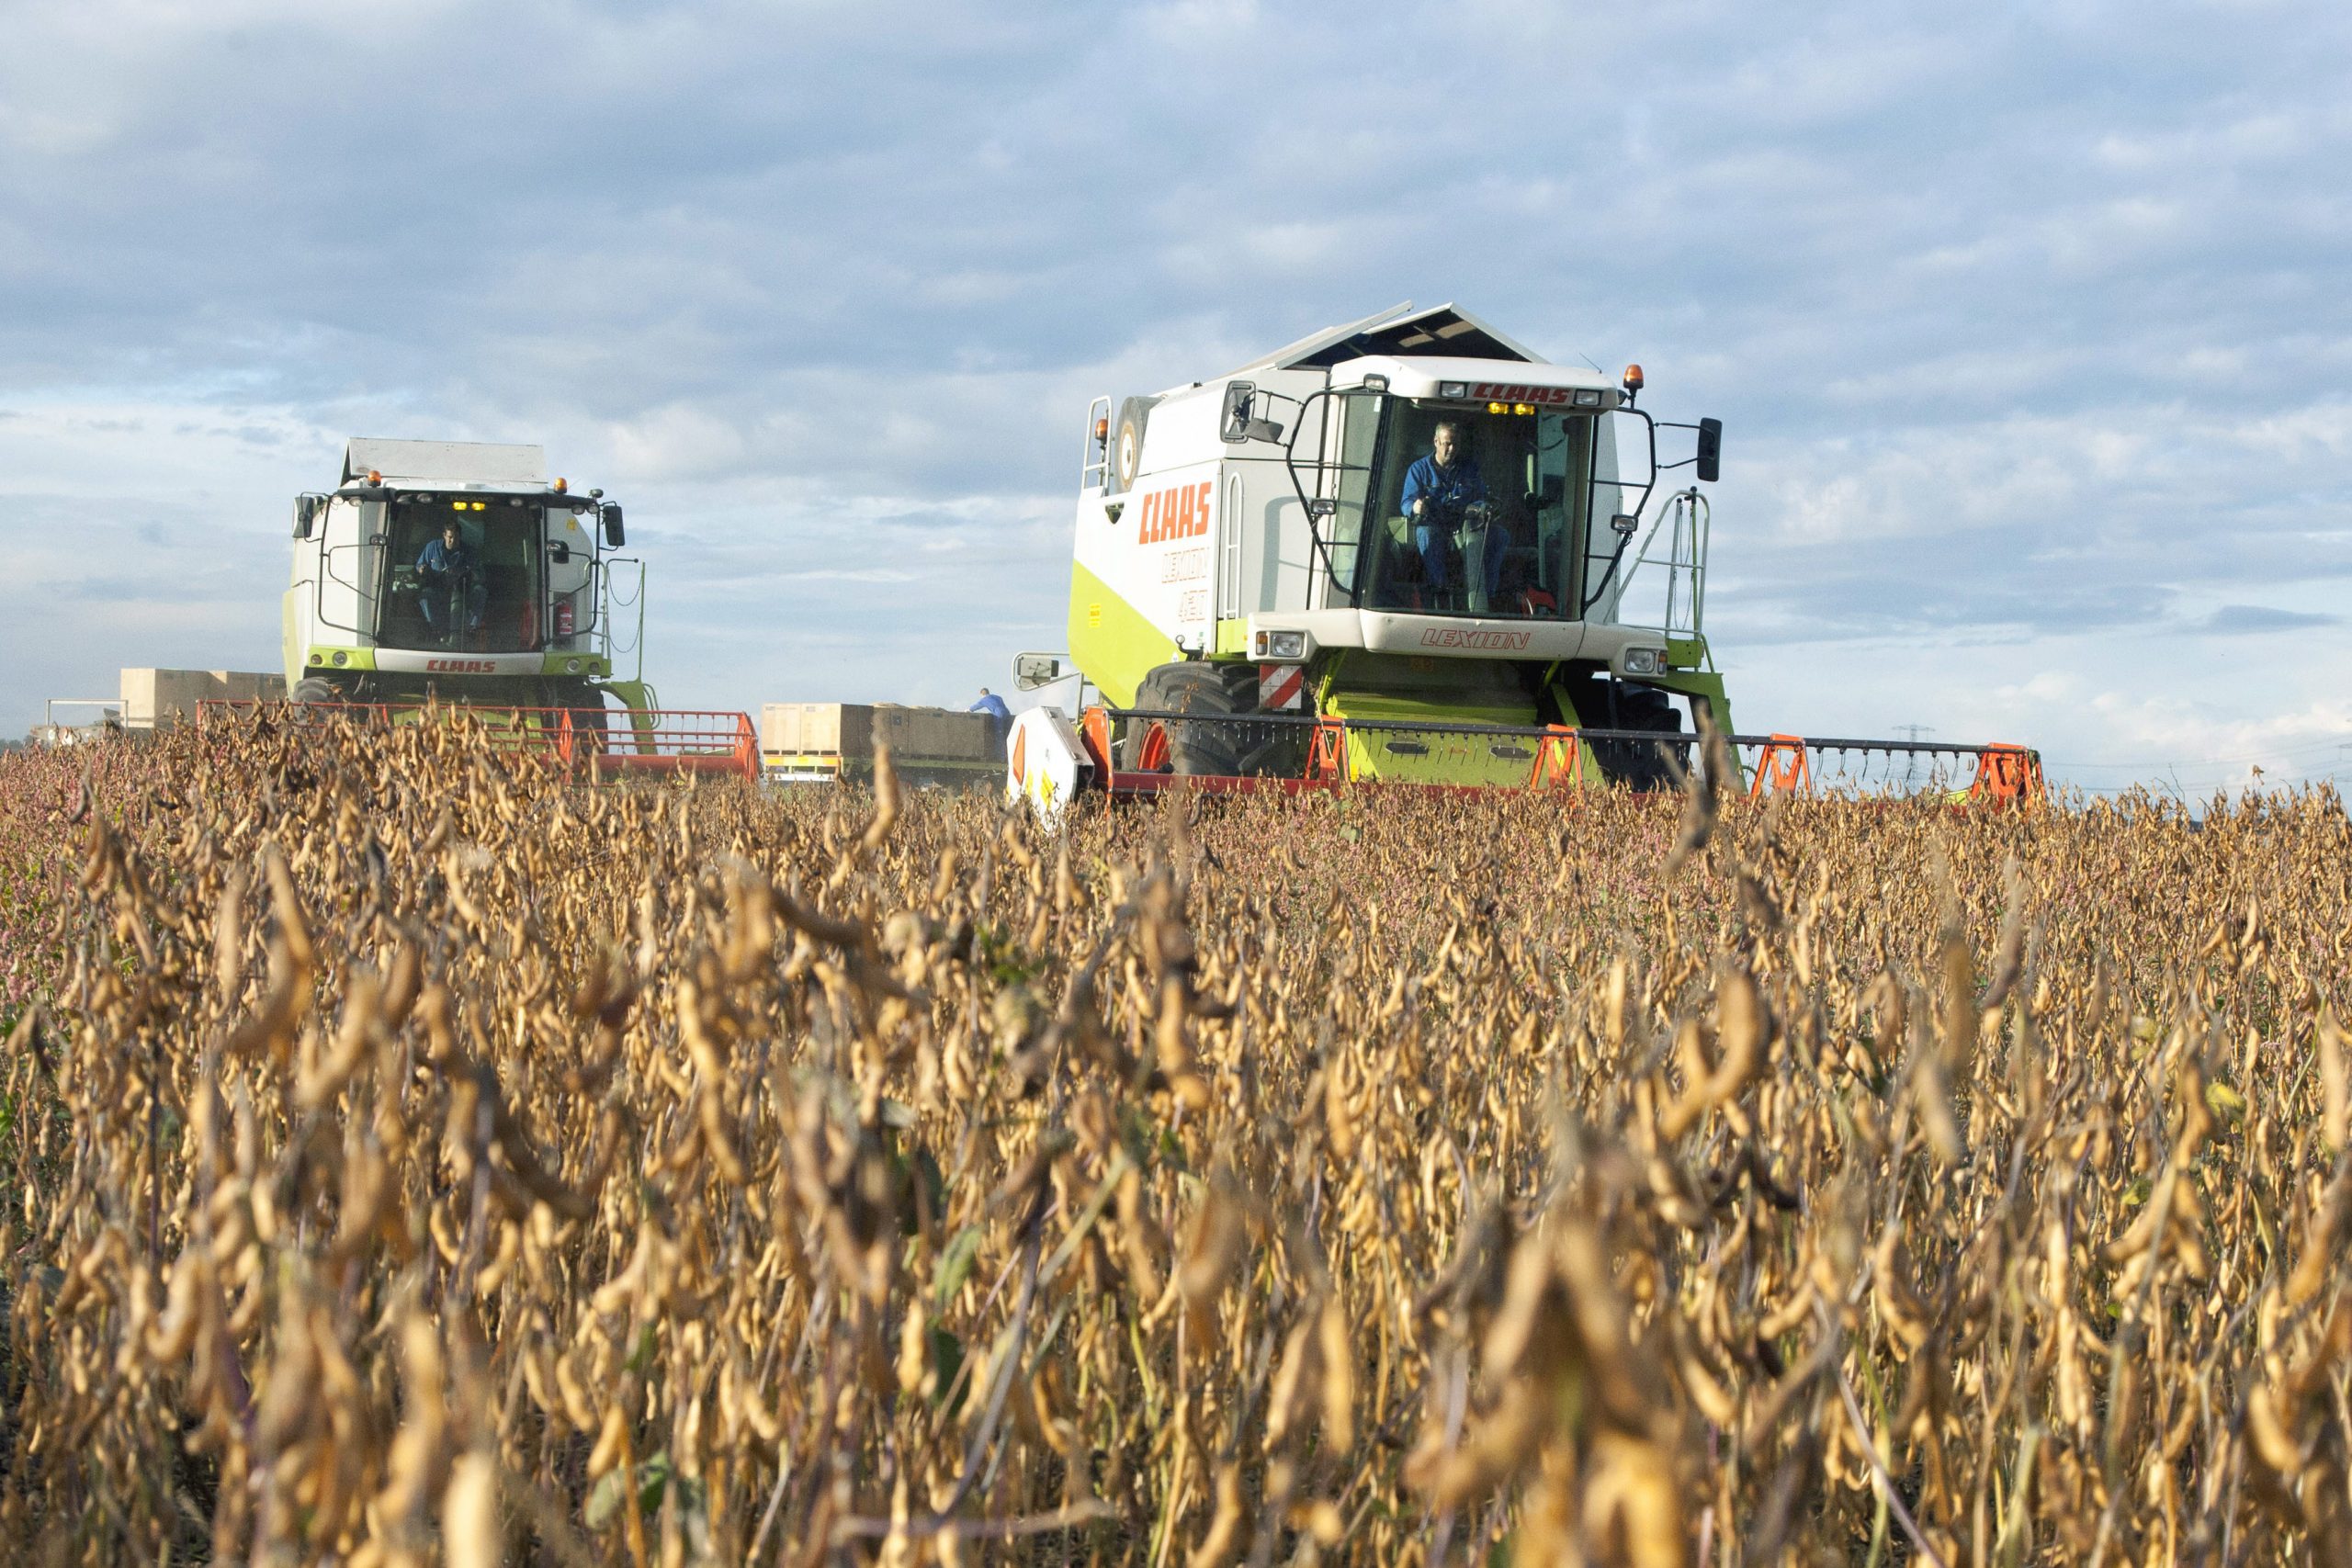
[416,519,486,637]
[1401,421,1506,601]
[971,687,1012,761]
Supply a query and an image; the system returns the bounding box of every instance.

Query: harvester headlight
[309,653,324,666]
[1512,402,1534,415]
[1573,389,1602,407]
[1487,401,1507,414]
[1361,374,1389,391]
[1439,381,1468,399]
[1252,629,1307,660]
[565,659,581,673]
[1623,648,1664,675]
[331,650,348,667]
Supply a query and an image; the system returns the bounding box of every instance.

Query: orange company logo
[1419,627,1531,651]
[425,659,499,672]
[1469,383,1577,405]
[1136,479,1214,544]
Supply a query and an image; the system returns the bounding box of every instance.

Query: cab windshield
[1322,398,1609,620]
[379,495,548,652]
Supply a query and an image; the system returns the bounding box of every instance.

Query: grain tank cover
[342,438,546,486]
[1232,301,1541,376]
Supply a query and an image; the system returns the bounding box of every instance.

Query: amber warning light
[1622,364,1645,394]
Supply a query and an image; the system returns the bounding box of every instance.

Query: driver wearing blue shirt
[416,521,486,636]
[1401,422,1505,597]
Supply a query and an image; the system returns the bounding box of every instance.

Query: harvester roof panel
[1230,302,1539,376]
[343,438,547,486]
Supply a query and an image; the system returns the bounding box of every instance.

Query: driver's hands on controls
[1401,421,1501,596]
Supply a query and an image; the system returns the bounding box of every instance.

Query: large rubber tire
[1603,684,1686,792]
[546,679,611,755]
[1111,396,1159,494]
[1125,662,1303,778]
[289,676,344,704]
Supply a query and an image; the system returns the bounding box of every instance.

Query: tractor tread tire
[1126,661,1283,777]
[1605,684,1685,792]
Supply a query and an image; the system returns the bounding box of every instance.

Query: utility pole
[1895,724,1933,788]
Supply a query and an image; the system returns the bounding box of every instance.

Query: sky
[4,0,2350,795]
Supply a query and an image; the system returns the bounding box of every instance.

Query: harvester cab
[284,438,652,718]
[1064,303,1727,789]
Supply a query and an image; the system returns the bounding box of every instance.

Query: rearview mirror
[600,502,626,547]
[1221,381,1285,446]
[1695,418,1723,483]
[1220,382,1255,442]
[1012,651,1066,692]
[548,539,572,564]
[291,493,322,539]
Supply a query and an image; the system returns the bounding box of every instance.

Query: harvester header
[272,436,757,781]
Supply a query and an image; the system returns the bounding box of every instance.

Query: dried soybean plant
[3,712,2352,1565]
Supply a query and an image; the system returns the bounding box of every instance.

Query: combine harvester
[1008,302,2042,813]
[204,438,758,781]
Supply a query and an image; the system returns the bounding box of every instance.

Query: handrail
[1614,486,1709,638]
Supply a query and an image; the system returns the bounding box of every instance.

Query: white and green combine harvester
[274,439,759,778]
[1008,303,2045,809]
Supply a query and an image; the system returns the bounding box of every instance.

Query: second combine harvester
[274,437,761,779]
[1011,302,2040,805]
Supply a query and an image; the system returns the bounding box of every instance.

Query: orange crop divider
[1306,718,1351,783]
[1749,734,1812,797]
[1079,706,1115,775]
[1968,744,2046,809]
[1530,724,1583,789]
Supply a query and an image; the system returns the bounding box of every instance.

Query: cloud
[3,0,2352,777]
[2200,604,2337,633]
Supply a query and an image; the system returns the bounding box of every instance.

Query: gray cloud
[2202,604,2338,634]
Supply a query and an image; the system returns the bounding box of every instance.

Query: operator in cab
[1402,422,1505,600]
[416,520,487,637]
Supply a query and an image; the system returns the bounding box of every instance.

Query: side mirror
[1220,380,1284,445]
[600,502,626,547]
[291,493,322,539]
[1221,382,1255,443]
[548,539,572,564]
[1695,418,1723,483]
[1012,652,1065,692]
